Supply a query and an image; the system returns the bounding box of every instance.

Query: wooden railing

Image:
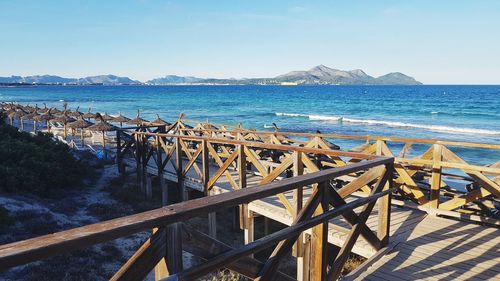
[167,123,499,220]
[0,157,395,281]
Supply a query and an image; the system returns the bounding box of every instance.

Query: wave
[342,118,500,136]
[276,112,342,121]
[275,112,500,136]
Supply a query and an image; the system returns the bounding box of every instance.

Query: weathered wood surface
[349,214,500,281]
[0,157,391,270]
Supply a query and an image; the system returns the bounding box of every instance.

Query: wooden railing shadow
[360,215,499,280]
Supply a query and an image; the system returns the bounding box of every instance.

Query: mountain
[76,75,140,85]
[1,66,422,86]
[374,72,421,85]
[0,75,140,85]
[275,65,421,85]
[147,65,421,85]
[147,75,203,85]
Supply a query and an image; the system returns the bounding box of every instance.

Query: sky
[0,0,499,84]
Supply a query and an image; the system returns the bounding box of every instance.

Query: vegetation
[0,113,86,196]
[0,206,14,229]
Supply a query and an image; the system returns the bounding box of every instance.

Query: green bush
[0,113,86,196]
[0,206,14,229]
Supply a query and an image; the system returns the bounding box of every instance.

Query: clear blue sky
[1,0,499,84]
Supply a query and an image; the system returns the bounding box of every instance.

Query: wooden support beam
[166,223,183,274]
[377,164,393,247]
[309,184,328,281]
[181,224,295,281]
[175,138,186,201]
[111,228,167,281]
[429,144,443,210]
[293,151,304,258]
[146,174,153,200]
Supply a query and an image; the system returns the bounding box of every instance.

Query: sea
[1,85,499,165]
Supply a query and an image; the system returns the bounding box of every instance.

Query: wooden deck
[349,215,500,281]
[125,155,500,280]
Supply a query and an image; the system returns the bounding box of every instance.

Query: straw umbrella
[23,105,41,133]
[69,106,83,118]
[33,109,55,132]
[148,114,170,126]
[112,111,130,127]
[102,112,115,122]
[67,116,92,148]
[127,110,148,126]
[9,109,27,130]
[87,113,118,159]
[50,112,75,139]
[83,107,96,121]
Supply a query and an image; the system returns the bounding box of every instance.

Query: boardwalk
[350,215,500,280]
[2,108,499,280]
[124,153,500,280]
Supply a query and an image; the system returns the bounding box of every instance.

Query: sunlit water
[2,85,499,164]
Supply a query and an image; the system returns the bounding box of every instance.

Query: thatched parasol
[33,109,55,132]
[148,114,170,126]
[87,113,118,158]
[101,112,115,121]
[68,116,93,147]
[69,106,83,117]
[127,110,148,126]
[50,112,75,139]
[112,111,130,127]
[83,107,96,120]
[9,109,28,130]
[23,106,41,132]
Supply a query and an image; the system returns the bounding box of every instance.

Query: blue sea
[1,85,499,164]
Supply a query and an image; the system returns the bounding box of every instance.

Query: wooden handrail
[178,127,500,150]
[0,157,393,271]
[132,131,379,160]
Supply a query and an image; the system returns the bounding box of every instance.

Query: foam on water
[276,112,500,136]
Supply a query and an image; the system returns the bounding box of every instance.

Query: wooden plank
[441,146,500,198]
[208,149,238,189]
[111,228,167,281]
[207,142,239,190]
[244,146,269,177]
[429,144,443,209]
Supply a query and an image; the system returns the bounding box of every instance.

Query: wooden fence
[163,122,499,220]
[0,157,395,281]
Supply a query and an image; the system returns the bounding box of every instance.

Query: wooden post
[292,152,304,254]
[146,174,153,200]
[310,182,328,281]
[292,151,307,280]
[238,143,249,232]
[244,209,254,248]
[430,144,443,211]
[202,140,209,193]
[208,189,217,239]
[298,234,311,281]
[157,136,167,206]
[116,130,123,174]
[135,134,142,192]
[141,134,147,196]
[152,228,169,281]
[377,164,392,248]
[166,223,183,274]
[175,137,186,201]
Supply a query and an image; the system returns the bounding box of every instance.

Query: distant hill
[1,66,422,86]
[147,75,203,85]
[147,65,421,85]
[0,74,140,85]
[76,75,140,85]
[274,65,421,85]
